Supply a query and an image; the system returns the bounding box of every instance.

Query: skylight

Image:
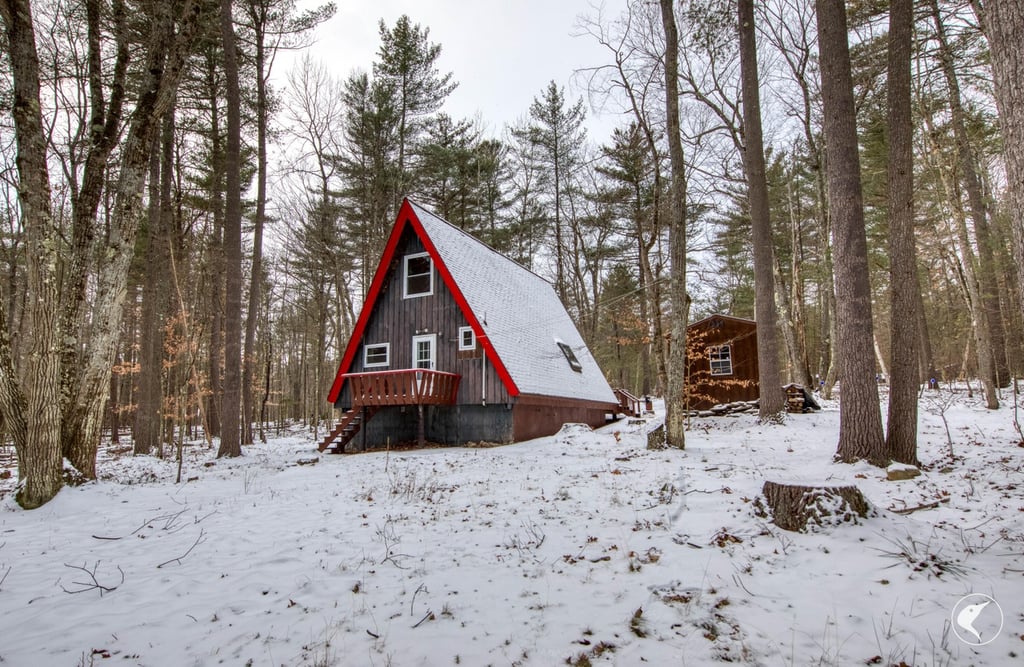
[557,342,583,373]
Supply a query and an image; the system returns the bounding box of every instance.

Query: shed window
[557,342,583,373]
[458,326,476,351]
[709,344,733,376]
[404,252,433,298]
[364,343,390,368]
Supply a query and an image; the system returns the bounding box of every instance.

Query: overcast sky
[290,0,630,142]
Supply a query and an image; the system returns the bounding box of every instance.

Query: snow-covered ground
[1,390,1022,666]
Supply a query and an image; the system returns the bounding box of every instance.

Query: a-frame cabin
[321,199,620,452]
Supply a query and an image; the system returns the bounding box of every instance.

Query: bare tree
[237,0,336,445]
[1,0,203,506]
[0,0,63,508]
[659,0,688,448]
[577,1,668,396]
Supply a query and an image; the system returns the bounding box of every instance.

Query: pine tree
[738,0,786,422]
[217,0,243,458]
[815,0,886,465]
[515,81,588,305]
[885,0,920,465]
[981,0,1024,330]
[375,15,457,202]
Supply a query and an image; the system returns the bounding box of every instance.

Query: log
[759,481,870,532]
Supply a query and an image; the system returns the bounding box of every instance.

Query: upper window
[404,252,433,298]
[557,341,583,373]
[458,326,476,351]
[364,343,390,368]
[709,344,733,376]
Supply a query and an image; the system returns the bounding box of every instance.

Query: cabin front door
[411,334,437,370]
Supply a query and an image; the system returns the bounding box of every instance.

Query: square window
[458,326,476,351]
[364,343,390,368]
[709,345,733,376]
[404,253,433,298]
[557,341,583,373]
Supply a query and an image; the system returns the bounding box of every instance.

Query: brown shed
[685,314,759,410]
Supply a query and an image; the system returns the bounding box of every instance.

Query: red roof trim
[327,199,520,404]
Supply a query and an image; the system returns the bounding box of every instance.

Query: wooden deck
[344,369,461,407]
[321,370,462,453]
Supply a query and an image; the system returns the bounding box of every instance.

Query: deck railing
[344,369,461,407]
[614,387,642,417]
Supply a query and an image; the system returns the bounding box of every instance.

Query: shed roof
[327,199,618,406]
[688,313,757,330]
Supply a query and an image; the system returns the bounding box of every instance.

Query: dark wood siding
[685,316,759,409]
[335,228,511,409]
[353,404,515,448]
[512,394,615,442]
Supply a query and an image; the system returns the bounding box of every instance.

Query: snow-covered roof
[408,201,617,405]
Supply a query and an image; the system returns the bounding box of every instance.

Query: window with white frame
[708,344,733,376]
[412,334,436,370]
[404,252,433,298]
[458,326,476,351]
[364,343,390,368]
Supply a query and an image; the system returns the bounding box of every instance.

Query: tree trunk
[59,0,129,447]
[815,0,886,465]
[660,0,688,449]
[738,0,786,422]
[217,0,243,458]
[783,175,814,388]
[241,4,270,447]
[913,281,938,385]
[134,133,166,455]
[1,0,69,508]
[885,0,920,465]
[979,0,1024,344]
[205,47,225,440]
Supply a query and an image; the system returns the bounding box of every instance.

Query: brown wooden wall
[512,395,614,442]
[335,228,512,409]
[685,316,759,409]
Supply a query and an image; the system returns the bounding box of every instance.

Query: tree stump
[646,423,666,450]
[758,481,870,532]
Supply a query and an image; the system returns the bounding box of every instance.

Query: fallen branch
[0,565,10,589]
[889,499,948,515]
[412,610,434,628]
[92,510,194,541]
[61,562,124,596]
[410,582,427,616]
[157,529,206,569]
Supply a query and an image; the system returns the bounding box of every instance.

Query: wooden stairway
[613,388,643,417]
[318,407,379,453]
